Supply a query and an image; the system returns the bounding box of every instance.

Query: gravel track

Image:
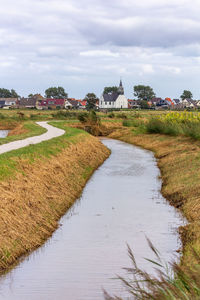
[0,121,65,155]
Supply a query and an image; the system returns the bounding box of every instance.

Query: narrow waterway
[0,139,184,299]
[0,130,9,138]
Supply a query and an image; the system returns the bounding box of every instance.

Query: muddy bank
[0,121,27,137]
[0,134,110,273]
[109,128,200,263]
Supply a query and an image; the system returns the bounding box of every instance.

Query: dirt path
[0,121,65,155]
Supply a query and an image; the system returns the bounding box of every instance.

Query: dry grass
[109,128,200,265]
[0,133,110,273]
[8,123,28,136]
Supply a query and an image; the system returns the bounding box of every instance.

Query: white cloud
[160,66,181,74]
[141,64,155,74]
[80,50,119,57]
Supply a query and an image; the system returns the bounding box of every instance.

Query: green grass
[0,121,47,145]
[146,118,200,140]
[0,121,87,181]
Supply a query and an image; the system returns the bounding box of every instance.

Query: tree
[0,88,19,98]
[10,89,19,98]
[134,85,155,100]
[139,100,149,109]
[85,93,98,110]
[180,90,193,100]
[28,94,33,98]
[45,86,68,99]
[103,86,118,94]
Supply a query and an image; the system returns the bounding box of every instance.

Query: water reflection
[0,139,185,300]
[0,130,9,138]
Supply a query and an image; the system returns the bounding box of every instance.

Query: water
[0,130,9,138]
[0,139,184,299]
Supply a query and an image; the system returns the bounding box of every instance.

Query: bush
[77,112,89,123]
[108,113,115,118]
[88,110,100,124]
[30,114,38,120]
[51,110,76,119]
[146,118,180,136]
[117,113,127,119]
[123,119,143,127]
[0,113,5,119]
[183,122,200,140]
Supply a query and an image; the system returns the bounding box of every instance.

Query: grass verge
[0,121,47,146]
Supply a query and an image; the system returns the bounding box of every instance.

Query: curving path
[0,121,65,155]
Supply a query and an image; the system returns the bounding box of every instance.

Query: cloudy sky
[1,0,200,98]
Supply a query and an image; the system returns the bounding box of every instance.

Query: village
[0,81,199,111]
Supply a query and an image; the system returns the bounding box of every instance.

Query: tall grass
[105,241,200,300]
[146,116,200,140]
[123,119,144,128]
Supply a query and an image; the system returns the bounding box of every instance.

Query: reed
[105,241,200,300]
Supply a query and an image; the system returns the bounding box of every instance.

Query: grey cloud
[78,17,200,48]
[0,0,199,98]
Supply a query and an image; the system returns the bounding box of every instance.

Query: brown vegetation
[0,120,18,130]
[8,123,28,136]
[109,128,200,264]
[74,122,122,136]
[0,134,110,273]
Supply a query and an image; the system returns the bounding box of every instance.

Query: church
[99,80,128,109]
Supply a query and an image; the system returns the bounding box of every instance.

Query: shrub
[77,112,89,123]
[183,122,200,140]
[146,118,180,136]
[51,110,76,119]
[123,119,144,128]
[108,113,115,118]
[30,114,38,120]
[0,113,5,119]
[88,110,100,124]
[117,113,127,119]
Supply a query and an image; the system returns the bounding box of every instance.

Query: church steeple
[118,79,124,95]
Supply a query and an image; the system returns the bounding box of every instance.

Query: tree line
[0,85,194,104]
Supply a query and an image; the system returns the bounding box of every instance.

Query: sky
[1,0,200,99]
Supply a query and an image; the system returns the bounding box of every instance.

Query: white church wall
[115,95,128,108]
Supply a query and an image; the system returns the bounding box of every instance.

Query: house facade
[128,99,140,109]
[0,98,18,108]
[99,80,128,109]
[37,98,66,110]
[19,94,44,109]
[182,99,198,109]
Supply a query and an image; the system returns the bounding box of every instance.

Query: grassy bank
[0,122,110,273]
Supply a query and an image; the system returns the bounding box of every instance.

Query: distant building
[65,98,82,109]
[19,97,37,109]
[0,98,18,108]
[37,98,66,110]
[173,99,181,105]
[128,99,140,109]
[99,80,128,109]
[19,94,44,109]
[182,99,198,109]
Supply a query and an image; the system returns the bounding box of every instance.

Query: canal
[0,139,184,299]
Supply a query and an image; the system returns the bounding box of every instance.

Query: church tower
[118,79,124,95]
